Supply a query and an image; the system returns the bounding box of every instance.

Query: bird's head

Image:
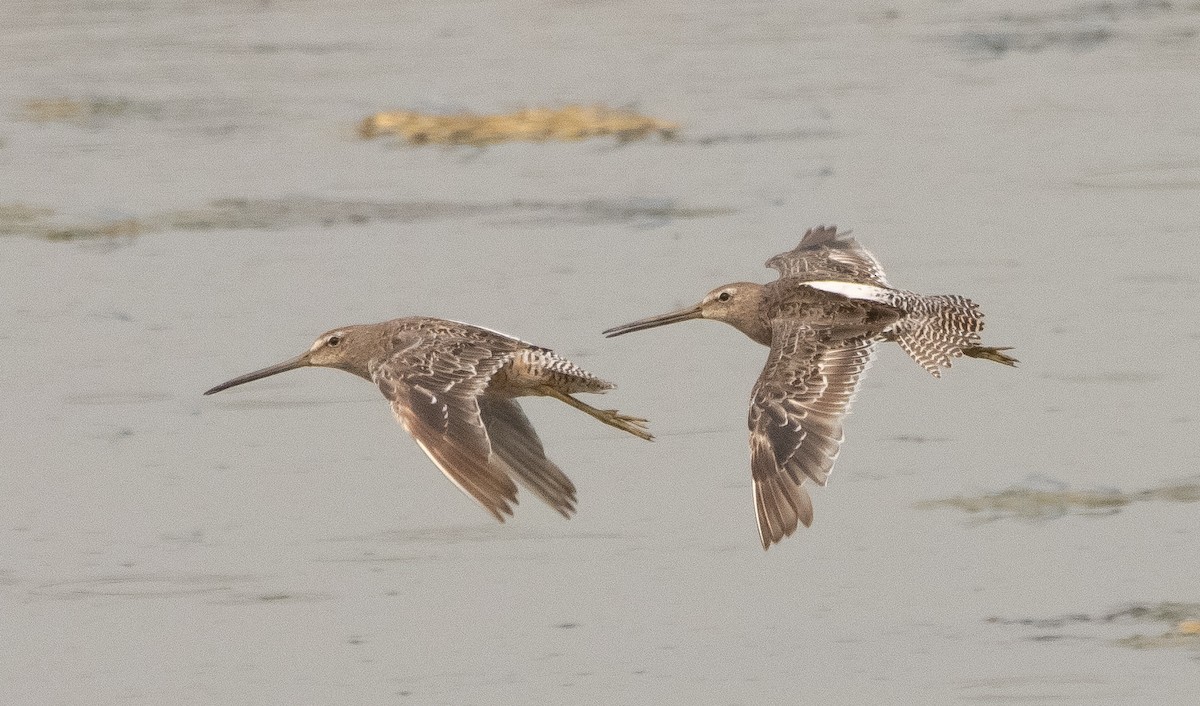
[203,325,374,396]
[603,282,770,345]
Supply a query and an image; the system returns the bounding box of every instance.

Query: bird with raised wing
[205,317,652,521]
[603,226,1016,549]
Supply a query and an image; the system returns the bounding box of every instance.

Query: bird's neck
[729,313,773,347]
[719,283,773,346]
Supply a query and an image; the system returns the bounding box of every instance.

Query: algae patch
[359,105,678,146]
[1,197,732,241]
[917,475,1200,521]
[1113,607,1200,650]
[20,96,162,124]
[989,602,1200,652]
[949,0,1200,59]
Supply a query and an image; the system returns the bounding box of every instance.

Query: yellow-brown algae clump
[22,98,87,122]
[1177,620,1200,636]
[358,105,677,146]
[22,97,140,122]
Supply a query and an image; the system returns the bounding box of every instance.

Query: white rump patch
[802,280,893,303]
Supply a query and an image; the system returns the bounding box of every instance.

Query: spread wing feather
[765,225,890,286]
[748,320,877,549]
[478,397,578,518]
[373,332,523,521]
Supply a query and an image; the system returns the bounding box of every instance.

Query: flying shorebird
[603,226,1016,549]
[205,317,652,522]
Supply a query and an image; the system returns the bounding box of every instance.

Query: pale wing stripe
[802,280,895,303]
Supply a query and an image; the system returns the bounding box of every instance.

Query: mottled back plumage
[604,225,1015,549]
[206,316,651,525]
[768,227,987,378]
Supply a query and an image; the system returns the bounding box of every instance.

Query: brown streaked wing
[748,319,877,549]
[373,333,522,521]
[477,397,578,518]
[764,225,890,286]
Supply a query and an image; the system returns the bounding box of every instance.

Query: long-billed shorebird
[205,317,652,521]
[603,226,1016,549]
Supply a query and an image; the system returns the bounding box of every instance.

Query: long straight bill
[602,305,703,338]
[203,354,309,395]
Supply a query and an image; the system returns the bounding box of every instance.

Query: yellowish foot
[541,387,655,441]
[962,346,1019,367]
[593,408,654,441]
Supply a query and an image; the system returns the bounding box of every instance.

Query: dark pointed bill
[602,304,703,338]
[203,354,310,395]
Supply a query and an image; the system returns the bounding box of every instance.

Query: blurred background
[1,0,1198,703]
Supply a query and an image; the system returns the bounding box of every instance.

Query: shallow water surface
[2,0,1198,703]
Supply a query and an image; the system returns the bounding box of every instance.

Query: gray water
[2,0,1199,703]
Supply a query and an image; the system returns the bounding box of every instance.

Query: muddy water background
[3,0,1199,703]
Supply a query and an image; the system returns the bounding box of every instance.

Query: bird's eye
[327,336,342,347]
[718,291,733,302]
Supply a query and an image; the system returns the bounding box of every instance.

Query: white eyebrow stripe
[801,280,894,302]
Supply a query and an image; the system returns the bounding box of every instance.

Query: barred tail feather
[514,348,615,395]
[892,294,984,378]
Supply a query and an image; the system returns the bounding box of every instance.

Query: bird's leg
[539,386,654,441]
[880,329,1018,368]
[961,346,1019,367]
